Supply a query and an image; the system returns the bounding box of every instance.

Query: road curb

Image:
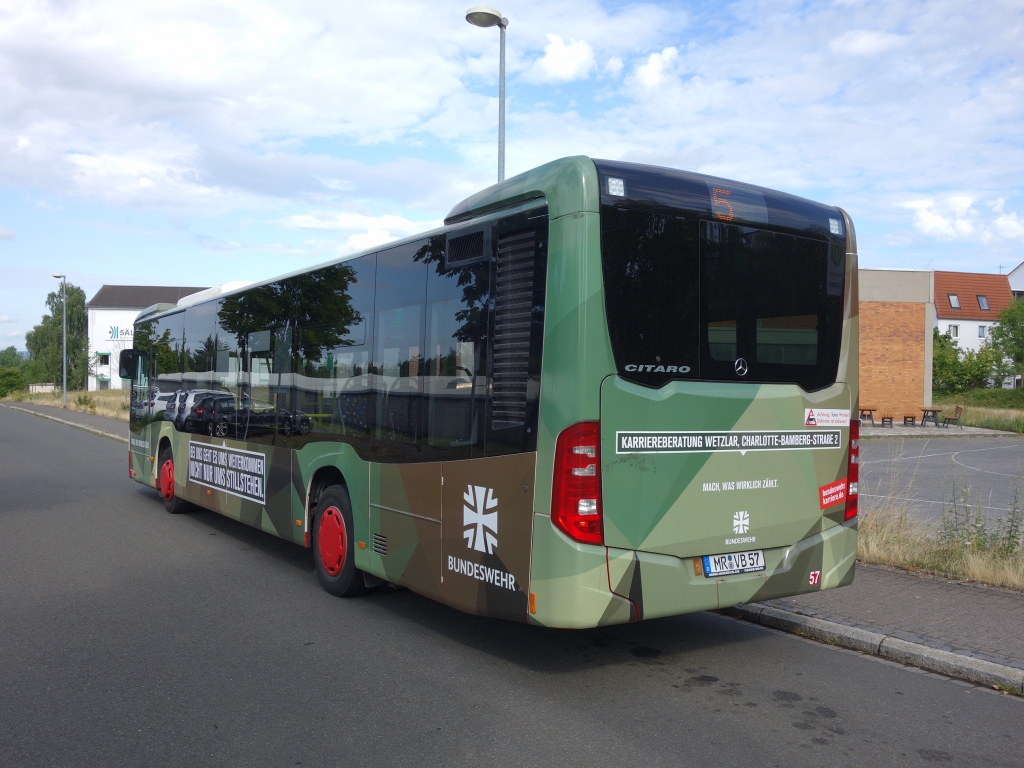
[728,603,1024,694]
[0,403,128,444]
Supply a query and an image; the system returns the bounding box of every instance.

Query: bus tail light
[128,449,136,478]
[845,418,859,521]
[552,421,603,545]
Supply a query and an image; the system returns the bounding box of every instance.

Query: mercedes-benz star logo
[734,357,749,376]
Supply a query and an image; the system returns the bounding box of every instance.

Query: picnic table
[858,405,877,426]
[920,406,942,427]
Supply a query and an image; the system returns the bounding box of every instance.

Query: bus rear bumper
[528,514,857,628]
[611,519,858,621]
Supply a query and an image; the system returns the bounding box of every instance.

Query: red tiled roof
[933,271,1012,320]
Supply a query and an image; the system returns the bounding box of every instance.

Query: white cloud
[604,57,624,77]
[902,197,1024,244]
[525,34,596,82]
[0,227,13,239]
[994,212,1024,240]
[280,210,443,253]
[0,315,16,323]
[282,211,442,235]
[829,30,906,56]
[633,47,678,89]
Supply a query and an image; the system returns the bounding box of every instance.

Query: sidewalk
[0,401,128,441]
[760,563,1024,670]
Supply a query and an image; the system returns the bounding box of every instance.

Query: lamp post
[466,6,508,182]
[52,273,67,408]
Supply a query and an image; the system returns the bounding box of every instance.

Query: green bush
[0,367,25,397]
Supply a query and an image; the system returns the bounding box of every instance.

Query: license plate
[702,549,766,577]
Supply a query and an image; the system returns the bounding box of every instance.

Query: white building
[86,285,207,391]
[932,271,1013,354]
[1008,260,1024,300]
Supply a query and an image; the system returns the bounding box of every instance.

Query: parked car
[276,407,312,436]
[173,389,223,432]
[162,390,185,423]
[191,393,239,437]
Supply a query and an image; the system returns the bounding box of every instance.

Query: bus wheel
[313,485,368,597]
[158,446,189,514]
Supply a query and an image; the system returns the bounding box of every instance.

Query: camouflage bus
[120,156,859,628]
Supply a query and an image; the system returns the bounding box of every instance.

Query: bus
[120,156,859,629]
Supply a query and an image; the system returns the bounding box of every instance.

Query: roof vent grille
[447,231,484,266]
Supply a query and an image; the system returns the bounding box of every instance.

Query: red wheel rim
[160,459,175,501]
[318,506,346,576]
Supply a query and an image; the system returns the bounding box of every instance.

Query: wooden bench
[942,405,964,429]
[903,415,916,426]
[880,414,893,427]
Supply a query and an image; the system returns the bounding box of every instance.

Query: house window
[977,295,989,310]
[97,353,110,366]
[979,326,987,339]
[949,325,959,338]
[948,294,961,309]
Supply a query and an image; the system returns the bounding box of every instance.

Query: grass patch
[857,442,1024,590]
[931,401,1024,433]
[3,388,130,421]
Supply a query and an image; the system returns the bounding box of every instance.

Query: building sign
[108,326,135,340]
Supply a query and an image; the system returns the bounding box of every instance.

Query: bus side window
[293,256,376,450]
[425,236,489,461]
[371,240,428,461]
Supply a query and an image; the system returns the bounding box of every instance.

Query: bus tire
[158,445,189,514]
[313,485,368,597]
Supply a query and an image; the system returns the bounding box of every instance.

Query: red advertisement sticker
[819,478,847,509]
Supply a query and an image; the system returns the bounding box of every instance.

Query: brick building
[859,269,934,420]
[933,271,1013,353]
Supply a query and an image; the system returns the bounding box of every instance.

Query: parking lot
[861,435,1024,524]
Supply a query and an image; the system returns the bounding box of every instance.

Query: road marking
[860,494,1018,514]
[861,444,1019,465]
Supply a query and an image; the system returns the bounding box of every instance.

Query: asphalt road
[1,407,1021,767]
[861,436,1024,523]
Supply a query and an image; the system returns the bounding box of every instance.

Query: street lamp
[466,6,508,183]
[52,273,67,408]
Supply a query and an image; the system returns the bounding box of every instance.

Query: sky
[1,0,1023,350]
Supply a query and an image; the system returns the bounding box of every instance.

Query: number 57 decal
[808,570,821,586]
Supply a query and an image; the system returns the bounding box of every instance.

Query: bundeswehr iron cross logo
[463,485,498,554]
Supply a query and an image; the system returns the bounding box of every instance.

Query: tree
[932,327,1010,393]
[990,299,1024,376]
[0,346,22,368]
[24,283,89,389]
[0,366,25,396]
[933,327,962,392]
